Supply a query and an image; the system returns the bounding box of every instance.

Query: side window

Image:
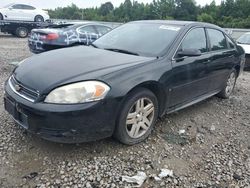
[95,26,111,35]
[22,5,36,10]
[77,25,96,35]
[12,4,23,9]
[207,29,227,51]
[179,28,207,53]
[226,36,236,49]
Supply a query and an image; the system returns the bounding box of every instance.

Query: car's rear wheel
[16,27,29,38]
[217,69,237,99]
[34,15,44,22]
[114,88,158,145]
[0,13,3,20]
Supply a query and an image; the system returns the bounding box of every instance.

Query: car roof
[60,21,110,27]
[131,20,222,30]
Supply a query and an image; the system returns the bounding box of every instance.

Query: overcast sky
[0,0,222,9]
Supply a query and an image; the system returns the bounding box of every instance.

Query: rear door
[168,27,210,107]
[206,28,238,92]
[20,5,36,21]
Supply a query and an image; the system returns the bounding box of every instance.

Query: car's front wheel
[217,69,237,99]
[114,88,159,145]
[34,15,44,22]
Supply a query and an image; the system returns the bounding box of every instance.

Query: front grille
[9,76,39,102]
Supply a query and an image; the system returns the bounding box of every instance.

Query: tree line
[48,0,250,28]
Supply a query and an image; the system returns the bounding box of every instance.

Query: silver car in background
[237,32,250,69]
[0,3,50,22]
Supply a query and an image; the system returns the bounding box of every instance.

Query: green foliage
[47,0,250,28]
[99,2,114,16]
[197,13,214,23]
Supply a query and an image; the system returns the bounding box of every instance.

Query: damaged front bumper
[4,82,119,143]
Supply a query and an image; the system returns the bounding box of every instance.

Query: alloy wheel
[19,30,27,37]
[125,98,155,139]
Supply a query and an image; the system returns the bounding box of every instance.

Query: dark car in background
[4,20,245,145]
[28,22,112,53]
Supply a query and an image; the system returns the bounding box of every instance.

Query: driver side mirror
[8,7,13,10]
[177,49,202,57]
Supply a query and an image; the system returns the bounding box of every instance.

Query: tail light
[46,33,59,40]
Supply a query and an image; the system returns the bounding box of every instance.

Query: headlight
[44,81,110,104]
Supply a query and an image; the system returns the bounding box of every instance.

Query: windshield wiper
[105,48,139,56]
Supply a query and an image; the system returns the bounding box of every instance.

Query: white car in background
[237,32,250,69]
[0,3,50,22]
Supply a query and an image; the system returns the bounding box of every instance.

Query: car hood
[14,46,154,93]
[237,43,250,54]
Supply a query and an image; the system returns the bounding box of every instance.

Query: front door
[167,27,210,108]
[7,4,25,20]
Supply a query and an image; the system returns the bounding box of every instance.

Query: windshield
[4,3,15,8]
[237,33,250,44]
[93,22,182,57]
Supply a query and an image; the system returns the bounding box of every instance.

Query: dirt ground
[0,33,249,188]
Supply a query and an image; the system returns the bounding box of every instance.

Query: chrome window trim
[171,26,208,61]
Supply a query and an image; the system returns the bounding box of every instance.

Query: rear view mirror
[177,49,202,57]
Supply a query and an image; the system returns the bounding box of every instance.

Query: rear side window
[180,28,207,53]
[22,5,36,10]
[95,25,111,35]
[207,29,227,51]
[77,25,96,35]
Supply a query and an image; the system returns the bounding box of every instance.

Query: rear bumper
[4,82,120,143]
[43,14,50,21]
[28,40,64,53]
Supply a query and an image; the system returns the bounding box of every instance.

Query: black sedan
[4,20,245,145]
[28,22,112,53]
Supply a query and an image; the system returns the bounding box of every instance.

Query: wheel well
[126,82,166,117]
[34,15,43,20]
[0,13,3,19]
[234,65,241,77]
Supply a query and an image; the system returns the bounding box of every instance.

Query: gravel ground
[0,33,250,188]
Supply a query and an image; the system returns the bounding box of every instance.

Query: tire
[114,88,159,145]
[34,15,44,22]
[0,13,3,20]
[217,69,237,99]
[16,27,29,38]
